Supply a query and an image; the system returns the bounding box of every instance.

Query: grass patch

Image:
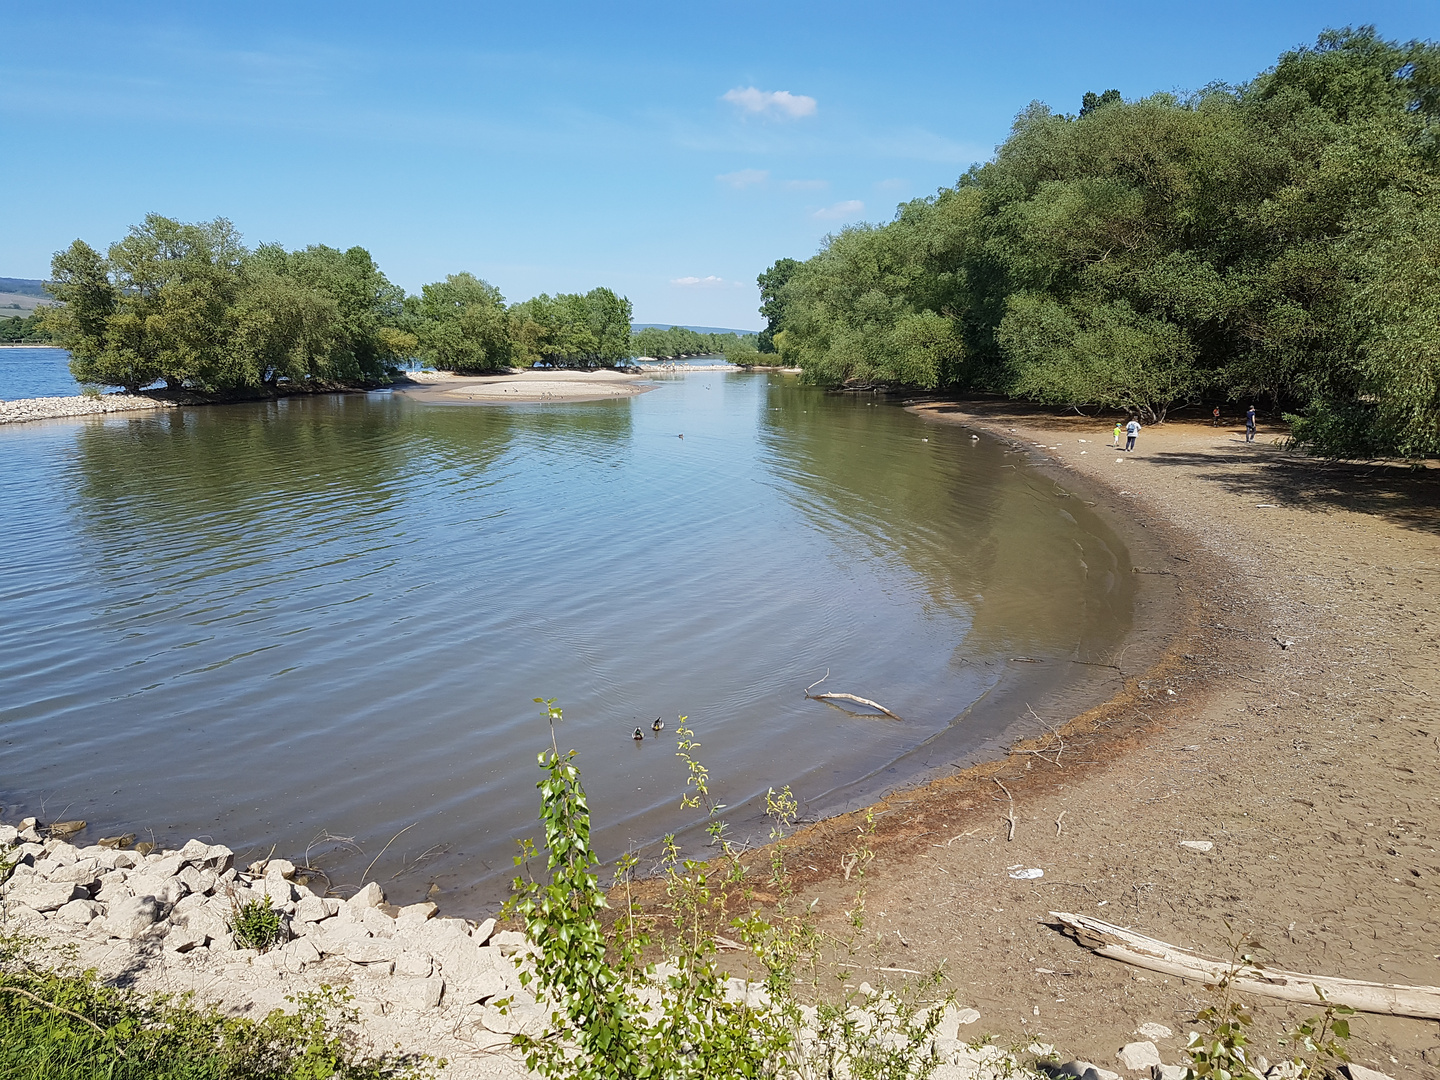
[0,930,438,1079]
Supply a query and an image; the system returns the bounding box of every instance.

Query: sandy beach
[393,368,655,404]
[726,400,1440,1076]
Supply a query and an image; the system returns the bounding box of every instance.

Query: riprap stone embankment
[0,393,171,424]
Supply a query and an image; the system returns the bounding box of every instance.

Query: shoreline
[711,398,1439,1078]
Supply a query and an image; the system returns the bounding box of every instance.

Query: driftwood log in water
[1049,911,1440,1019]
[803,671,901,720]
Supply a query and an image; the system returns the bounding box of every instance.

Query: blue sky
[3,2,1439,329]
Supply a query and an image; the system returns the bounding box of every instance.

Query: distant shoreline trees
[0,312,51,344]
[761,26,1440,457]
[41,217,659,392]
[631,325,759,363]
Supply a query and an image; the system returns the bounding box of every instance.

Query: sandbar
[393,368,655,404]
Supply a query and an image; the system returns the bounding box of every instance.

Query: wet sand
[702,401,1440,1076]
[393,368,655,404]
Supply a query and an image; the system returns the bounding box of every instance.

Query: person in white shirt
[1125,417,1141,451]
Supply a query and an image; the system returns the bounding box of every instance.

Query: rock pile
[0,819,1064,1080]
[0,393,170,424]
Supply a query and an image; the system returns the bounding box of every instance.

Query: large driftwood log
[803,671,901,720]
[1049,911,1440,1020]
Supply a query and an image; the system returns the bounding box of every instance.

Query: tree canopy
[765,27,1440,455]
[42,216,642,390]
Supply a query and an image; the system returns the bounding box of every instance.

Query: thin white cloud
[671,275,732,288]
[717,168,769,188]
[785,178,828,190]
[722,86,817,120]
[875,177,908,191]
[812,199,865,221]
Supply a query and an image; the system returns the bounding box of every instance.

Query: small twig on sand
[0,987,121,1051]
[362,822,417,883]
[994,778,1016,841]
[1013,706,1065,767]
[1055,811,1066,837]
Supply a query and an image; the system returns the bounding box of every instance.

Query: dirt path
[764,401,1440,1077]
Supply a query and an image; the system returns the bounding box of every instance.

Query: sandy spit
[393,368,655,404]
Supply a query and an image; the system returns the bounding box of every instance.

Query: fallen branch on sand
[1048,911,1440,1019]
[804,670,902,720]
[994,778,1017,841]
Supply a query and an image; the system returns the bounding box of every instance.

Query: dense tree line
[42,216,639,392]
[763,28,1440,457]
[631,325,758,361]
[0,312,52,343]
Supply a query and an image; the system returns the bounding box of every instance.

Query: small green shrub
[502,698,957,1080]
[79,384,102,399]
[230,895,284,952]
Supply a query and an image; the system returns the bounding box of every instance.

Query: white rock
[1178,841,1213,853]
[47,842,80,864]
[387,975,445,1011]
[264,858,297,881]
[295,896,330,923]
[165,926,208,953]
[1137,1023,1173,1042]
[151,854,185,878]
[395,948,433,977]
[53,899,102,925]
[1056,1063,1120,1080]
[106,895,160,939]
[48,859,102,886]
[470,916,496,944]
[347,881,384,910]
[491,929,529,955]
[7,881,86,912]
[480,1002,547,1036]
[112,851,139,870]
[258,878,294,904]
[1153,1066,1187,1080]
[280,937,321,972]
[1344,1067,1397,1080]
[1117,1042,1163,1072]
[344,938,399,965]
[309,919,372,957]
[0,825,16,845]
[396,901,438,927]
[953,1006,981,1026]
[2,903,46,927]
[358,905,396,937]
[176,865,215,895]
[3,865,38,891]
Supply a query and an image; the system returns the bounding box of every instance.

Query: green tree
[770,26,1440,455]
[416,272,514,372]
[756,257,800,353]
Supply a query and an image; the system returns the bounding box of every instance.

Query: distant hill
[0,278,49,297]
[0,278,51,313]
[631,323,758,336]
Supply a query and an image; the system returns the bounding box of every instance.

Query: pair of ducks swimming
[632,717,665,740]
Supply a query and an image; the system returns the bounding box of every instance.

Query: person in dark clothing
[1245,406,1257,442]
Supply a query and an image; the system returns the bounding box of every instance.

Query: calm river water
[0,370,1136,909]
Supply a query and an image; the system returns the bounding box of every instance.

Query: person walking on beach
[1245,405,1257,442]
[1125,416,1140,452]
[1212,405,1221,426]
[1112,420,1123,447]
